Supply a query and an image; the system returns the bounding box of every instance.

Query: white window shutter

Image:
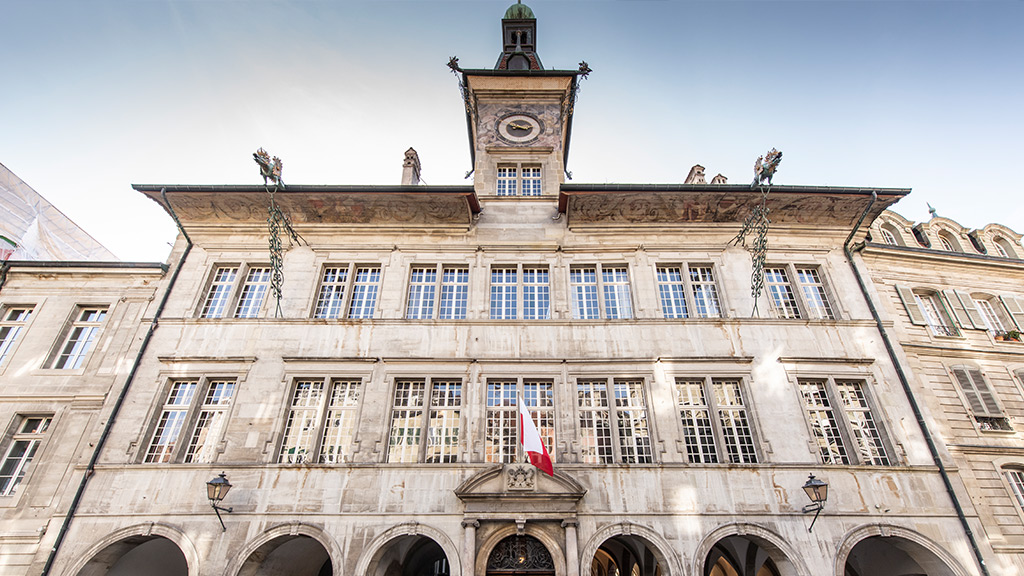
[895,285,927,326]
[1000,295,1024,331]
[953,290,987,329]
[942,290,971,328]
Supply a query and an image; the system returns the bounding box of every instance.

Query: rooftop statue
[752,148,783,188]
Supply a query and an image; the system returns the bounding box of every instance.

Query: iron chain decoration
[732,148,782,317]
[254,148,304,318]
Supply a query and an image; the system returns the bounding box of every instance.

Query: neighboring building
[0,163,117,261]
[1,4,1017,576]
[862,210,1024,575]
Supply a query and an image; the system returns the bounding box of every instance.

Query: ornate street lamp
[206,472,233,531]
[801,474,828,532]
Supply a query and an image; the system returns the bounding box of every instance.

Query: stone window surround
[573,375,656,464]
[140,375,238,464]
[793,374,896,467]
[309,263,383,320]
[404,264,471,320]
[47,304,109,370]
[0,304,35,369]
[763,263,839,320]
[653,263,724,319]
[671,375,761,464]
[196,262,272,319]
[0,413,54,498]
[385,376,464,464]
[946,364,1013,433]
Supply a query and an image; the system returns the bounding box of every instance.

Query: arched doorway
[844,536,958,576]
[486,535,555,575]
[703,536,780,576]
[237,534,333,576]
[370,535,451,576]
[590,535,663,576]
[77,535,187,576]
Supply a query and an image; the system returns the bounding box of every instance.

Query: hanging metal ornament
[731,148,782,316]
[253,148,304,317]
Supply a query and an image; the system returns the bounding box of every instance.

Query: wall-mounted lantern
[206,472,233,531]
[801,474,828,532]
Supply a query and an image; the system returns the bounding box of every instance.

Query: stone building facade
[1,4,1021,576]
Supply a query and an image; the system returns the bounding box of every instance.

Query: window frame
[141,376,238,464]
[654,263,724,319]
[574,376,655,464]
[764,263,838,320]
[895,285,960,337]
[488,264,551,320]
[0,305,35,368]
[277,376,365,464]
[495,163,543,197]
[310,263,383,320]
[569,263,635,320]
[672,376,760,464]
[197,263,272,319]
[948,364,1012,432]
[384,376,464,464]
[0,414,53,497]
[796,376,895,466]
[483,377,556,465]
[50,305,108,370]
[405,264,471,320]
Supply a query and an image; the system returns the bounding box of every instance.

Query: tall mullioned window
[489,265,550,320]
[0,416,51,496]
[386,378,462,463]
[521,167,542,196]
[765,265,836,320]
[0,306,33,366]
[497,166,518,196]
[675,377,757,464]
[485,379,554,464]
[656,265,722,319]
[201,267,237,318]
[765,268,801,318]
[406,265,469,320]
[496,164,542,196]
[577,378,652,464]
[799,377,891,466]
[312,265,382,319]
[53,307,107,369]
[145,378,236,463]
[199,264,271,319]
[571,265,633,319]
[279,378,362,464]
[233,267,271,318]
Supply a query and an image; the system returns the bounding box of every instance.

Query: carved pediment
[455,465,586,516]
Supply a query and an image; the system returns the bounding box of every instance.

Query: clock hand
[508,122,531,130]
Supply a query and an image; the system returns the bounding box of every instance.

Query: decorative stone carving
[506,463,536,491]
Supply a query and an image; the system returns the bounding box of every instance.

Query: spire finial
[927,203,938,219]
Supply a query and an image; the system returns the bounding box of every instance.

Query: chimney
[684,165,706,184]
[402,147,421,185]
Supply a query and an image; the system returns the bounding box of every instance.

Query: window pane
[570,267,599,319]
[613,379,651,463]
[184,380,236,463]
[497,167,518,196]
[145,380,198,463]
[657,267,688,319]
[799,380,849,464]
[348,267,381,319]
[54,307,107,369]
[602,267,633,319]
[0,415,51,496]
[319,379,362,463]
[1006,469,1024,510]
[0,307,33,365]
[915,293,956,336]
[765,268,801,319]
[522,267,550,320]
[387,380,425,462]
[426,380,461,463]
[406,267,438,319]
[675,379,716,463]
[279,380,325,463]
[523,380,555,460]
[438,267,469,320]
[796,268,835,320]
[486,380,518,463]
[234,267,271,318]
[490,267,517,320]
[201,267,237,318]
[314,267,349,319]
[521,166,542,196]
[835,380,890,465]
[689,266,721,318]
[714,379,757,464]
[974,299,1005,332]
[577,380,612,463]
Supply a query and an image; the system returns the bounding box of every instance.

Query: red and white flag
[518,396,554,476]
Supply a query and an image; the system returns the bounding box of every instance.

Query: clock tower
[455,2,585,198]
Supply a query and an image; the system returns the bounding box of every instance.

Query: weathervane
[732,148,783,316]
[253,148,303,317]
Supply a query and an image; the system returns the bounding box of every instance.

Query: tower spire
[495,2,542,70]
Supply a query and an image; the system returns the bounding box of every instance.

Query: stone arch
[579,522,681,576]
[476,524,565,576]
[226,522,340,576]
[354,522,462,576]
[834,524,971,576]
[64,523,198,576]
[692,523,809,576]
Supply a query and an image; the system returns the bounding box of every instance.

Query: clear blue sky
[3,0,1022,261]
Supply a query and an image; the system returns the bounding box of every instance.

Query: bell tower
[455,2,585,198]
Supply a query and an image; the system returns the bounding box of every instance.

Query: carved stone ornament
[505,463,536,491]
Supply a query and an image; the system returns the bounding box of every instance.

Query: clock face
[497,113,542,144]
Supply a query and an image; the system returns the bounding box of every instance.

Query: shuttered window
[950,366,1001,417]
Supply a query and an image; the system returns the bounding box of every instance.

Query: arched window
[938,230,961,252]
[880,227,898,246]
[993,236,1018,259]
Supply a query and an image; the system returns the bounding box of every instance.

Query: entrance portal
[486,535,555,575]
